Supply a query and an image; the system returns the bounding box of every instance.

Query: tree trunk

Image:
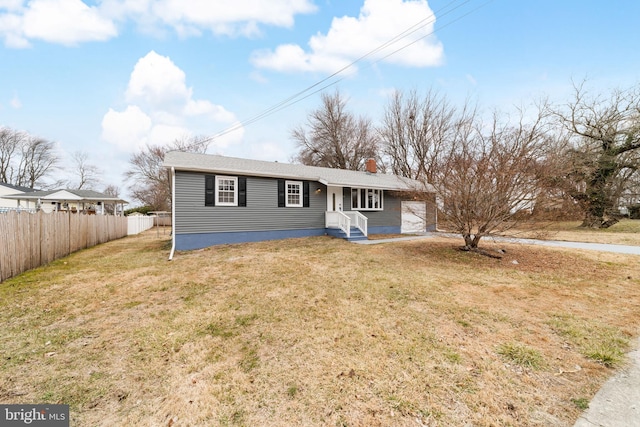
[580,214,603,228]
[579,154,619,228]
[580,213,619,228]
[462,233,482,249]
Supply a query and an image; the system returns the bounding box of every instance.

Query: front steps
[333,227,368,242]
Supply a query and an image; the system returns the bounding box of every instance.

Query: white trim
[285,180,303,207]
[215,175,238,206]
[351,188,384,211]
[169,167,176,261]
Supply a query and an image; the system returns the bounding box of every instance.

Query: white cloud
[0,10,30,48]
[148,123,191,146]
[101,105,152,152]
[141,0,316,37]
[0,0,23,11]
[1,0,315,47]
[126,50,191,110]
[252,43,352,73]
[184,99,236,123]
[25,0,117,45]
[102,51,242,153]
[0,0,118,47]
[252,0,444,74]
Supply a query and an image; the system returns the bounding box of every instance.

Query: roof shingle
[163,151,434,192]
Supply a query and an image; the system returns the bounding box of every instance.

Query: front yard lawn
[1,231,639,426]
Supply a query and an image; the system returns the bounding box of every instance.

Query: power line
[205,0,490,143]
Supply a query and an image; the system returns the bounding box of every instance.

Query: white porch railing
[325,211,351,238]
[0,207,36,214]
[325,211,368,238]
[345,211,368,236]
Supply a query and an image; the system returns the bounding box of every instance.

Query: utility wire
[205,0,469,141]
[205,0,489,143]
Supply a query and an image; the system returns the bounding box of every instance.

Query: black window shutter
[205,175,215,206]
[303,181,310,207]
[238,177,247,207]
[277,179,285,207]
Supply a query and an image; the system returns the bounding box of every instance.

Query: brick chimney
[365,158,377,174]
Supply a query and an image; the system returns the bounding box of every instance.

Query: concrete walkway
[573,338,640,427]
[356,232,640,426]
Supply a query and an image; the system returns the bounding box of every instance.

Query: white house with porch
[2,188,128,215]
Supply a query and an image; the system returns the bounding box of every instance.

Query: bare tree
[15,135,59,188]
[125,135,210,210]
[102,184,121,214]
[291,90,380,170]
[68,151,102,190]
[437,109,553,250]
[551,81,640,228]
[379,89,461,183]
[0,127,26,184]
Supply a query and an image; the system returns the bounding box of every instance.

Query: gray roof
[2,188,128,203]
[163,151,434,192]
[0,182,38,192]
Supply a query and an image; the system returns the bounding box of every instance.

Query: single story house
[164,151,437,251]
[0,182,38,212]
[2,189,128,214]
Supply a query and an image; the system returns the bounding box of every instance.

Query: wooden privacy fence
[0,210,128,283]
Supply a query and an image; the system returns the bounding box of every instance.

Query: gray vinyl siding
[175,171,326,234]
[342,187,403,227]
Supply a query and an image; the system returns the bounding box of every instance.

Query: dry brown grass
[1,231,640,426]
[497,219,640,246]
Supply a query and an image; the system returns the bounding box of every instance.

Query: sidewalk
[573,338,640,427]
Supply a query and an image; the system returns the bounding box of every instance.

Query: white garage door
[401,201,426,234]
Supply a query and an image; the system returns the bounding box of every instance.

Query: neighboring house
[164,151,437,250]
[1,189,128,214]
[0,182,38,212]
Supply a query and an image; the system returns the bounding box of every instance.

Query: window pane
[351,188,383,210]
[216,177,237,205]
[286,181,302,206]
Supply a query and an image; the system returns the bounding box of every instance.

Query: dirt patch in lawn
[1,232,639,426]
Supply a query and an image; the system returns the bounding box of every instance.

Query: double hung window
[286,181,303,207]
[206,175,245,207]
[216,176,237,206]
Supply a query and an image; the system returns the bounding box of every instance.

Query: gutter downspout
[168,166,176,261]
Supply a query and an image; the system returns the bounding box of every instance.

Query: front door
[326,186,343,212]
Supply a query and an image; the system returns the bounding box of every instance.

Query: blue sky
[1,0,639,202]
